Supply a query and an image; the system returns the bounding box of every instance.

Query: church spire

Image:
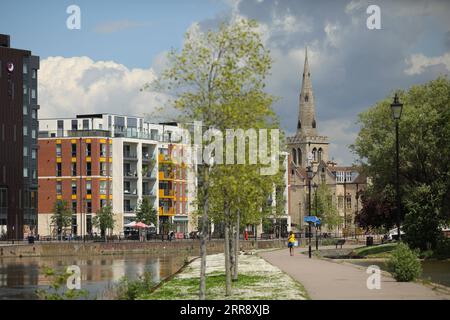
[297,47,317,136]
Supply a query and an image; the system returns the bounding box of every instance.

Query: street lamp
[307,166,313,258]
[313,183,319,250]
[391,93,403,241]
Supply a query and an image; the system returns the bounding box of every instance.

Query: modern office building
[38,114,197,237]
[0,34,39,240]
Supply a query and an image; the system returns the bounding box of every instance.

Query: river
[0,253,186,300]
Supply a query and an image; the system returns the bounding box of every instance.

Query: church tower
[287,47,329,170]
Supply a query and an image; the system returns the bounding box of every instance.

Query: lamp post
[313,183,318,250]
[307,166,313,258]
[391,93,403,241]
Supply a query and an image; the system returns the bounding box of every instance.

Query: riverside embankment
[0,239,286,258]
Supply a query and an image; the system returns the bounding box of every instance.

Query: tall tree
[93,205,115,241]
[136,196,157,226]
[51,200,72,240]
[153,19,280,298]
[313,183,342,231]
[351,77,450,249]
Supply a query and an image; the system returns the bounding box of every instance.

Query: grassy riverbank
[140,252,309,300]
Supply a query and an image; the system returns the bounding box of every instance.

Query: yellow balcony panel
[86,194,92,200]
[56,195,62,200]
[100,194,107,200]
[71,157,77,163]
[109,195,113,200]
[159,189,175,198]
[100,139,106,143]
[71,139,77,144]
[86,139,92,143]
[158,207,175,216]
[56,178,62,182]
[56,139,61,144]
[109,158,112,163]
[159,171,174,181]
[158,154,175,163]
[86,157,92,162]
[109,140,112,144]
[56,157,62,163]
[100,157,106,163]
[71,195,77,200]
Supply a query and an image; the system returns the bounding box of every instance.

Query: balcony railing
[123,152,137,159]
[159,189,175,198]
[159,207,175,216]
[39,129,112,138]
[158,154,174,163]
[124,171,138,178]
[159,171,174,180]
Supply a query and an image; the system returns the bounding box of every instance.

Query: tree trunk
[199,168,209,300]
[224,208,232,296]
[233,210,240,281]
[229,220,235,278]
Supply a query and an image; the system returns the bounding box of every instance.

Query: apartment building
[0,34,39,240]
[38,114,197,237]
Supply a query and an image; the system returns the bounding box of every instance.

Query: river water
[0,254,186,300]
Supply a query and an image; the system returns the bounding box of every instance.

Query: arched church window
[297,148,302,166]
[305,94,309,102]
[318,148,322,163]
[292,149,297,165]
[312,119,316,128]
[312,148,317,162]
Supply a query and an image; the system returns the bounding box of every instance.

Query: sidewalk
[259,246,450,300]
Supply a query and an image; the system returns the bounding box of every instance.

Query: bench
[335,239,346,249]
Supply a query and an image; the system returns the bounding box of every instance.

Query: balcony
[159,171,174,181]
[142,190,156,197]
[124,207,135,213]
[159,207,175,216]
[158,154,174,163]
[124,171,138,179]
[142,169,157,180]
[123,152,137,161]
[124,189,138,197]
[159,189,175,199]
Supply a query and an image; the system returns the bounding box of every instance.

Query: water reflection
[0,254,185,300]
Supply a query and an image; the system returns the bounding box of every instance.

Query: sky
[1,0,449,165]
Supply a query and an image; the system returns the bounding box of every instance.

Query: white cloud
[319,119,358,166]
[272,10,311,34]
[324,22,340,48]
[38,56,169,120]
[404,52,450,75]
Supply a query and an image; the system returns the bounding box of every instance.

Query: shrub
[387,242,422,282]
[115,272,155,300]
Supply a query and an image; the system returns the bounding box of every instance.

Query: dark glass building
[0,34,39,240]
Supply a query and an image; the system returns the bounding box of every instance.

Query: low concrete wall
[0,239,286,258]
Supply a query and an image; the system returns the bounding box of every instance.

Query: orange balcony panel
[159,189,175,198]
[159,171,174,180]
[159,207,175,216]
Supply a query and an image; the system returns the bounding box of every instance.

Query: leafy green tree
[151,19,281,298]
[51,200,72,240]
[136,196,157,226]
[93,205,115,241]
[351,77,450,249]
[36,266,89,300]
[313,183,342,231]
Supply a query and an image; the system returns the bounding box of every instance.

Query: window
[71,181,77,195]
[312,148,317,162]
[292,149,297,165]
[31,89,36,99]
[86,143,91,157]
[318,148,322,163]
[305,94,309,102]
[32,170,36,179]
[100,143,106,157]
[23,84,27,95]
[56,163,62,177]
[100,199,107,208]
[86,201,92,214]
[71,163,77,176]
[72,201,77,213]
[31,149,36,159]
[86,162,91,176]
[86,181,92,195]
[56,181,62,194]
[32,69,37,79]
[83,119,89,130]
[32,109,37,119]
[0,188,7,208]
[100,162,106,176]
[71,120,77,130]
[56,144,62,157]
[23,146,28,157]
[338,196,344,209]
[32,129,36,139]
[71,143,77,157]
[23,126,28,136]
[346,196,352,209]
[23,63,28,74]
[100,181,107,195]
[23,105,28,115]
[346,171,352,182]
[23,168,28,178]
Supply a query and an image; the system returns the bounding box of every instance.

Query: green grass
[351,243,398,258]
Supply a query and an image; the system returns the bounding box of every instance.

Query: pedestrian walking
[288,231,296,256]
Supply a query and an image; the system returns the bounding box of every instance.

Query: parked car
[385,227,405,241]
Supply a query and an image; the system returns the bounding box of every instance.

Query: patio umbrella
[134,222,150,228]
[124,221,137,228]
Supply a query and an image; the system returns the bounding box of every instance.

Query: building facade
[0,34,39,240]
[287,48,367,235]
[38,114,197,237]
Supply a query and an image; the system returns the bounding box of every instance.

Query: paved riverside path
[259,247,450,300]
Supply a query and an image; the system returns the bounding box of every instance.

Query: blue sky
[0,0,227,67]
[2,0,449,165]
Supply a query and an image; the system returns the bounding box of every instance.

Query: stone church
[287,48,367,235]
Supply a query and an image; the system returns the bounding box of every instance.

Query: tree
[313,183,342,231]
[351,77,450,249]
[152,18,280,298]
[51,200,72,240]
[136,196,157,226]
[93,205,115,241]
